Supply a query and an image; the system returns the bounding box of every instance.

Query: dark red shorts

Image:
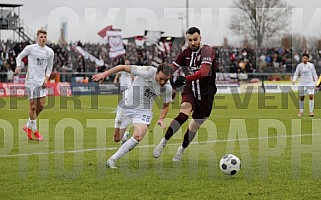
[181,91,215,120]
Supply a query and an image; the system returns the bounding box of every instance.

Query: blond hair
[37,29,47,36]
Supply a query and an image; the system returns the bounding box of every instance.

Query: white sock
[28,118,37,131]
[299,100,304,113]
[161,137,168,146]
[309,100,314,113]
[177,145,185,154]
[111,137,139,160]
[27,118,32,128]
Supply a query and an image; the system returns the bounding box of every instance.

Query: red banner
[97,25,113,39]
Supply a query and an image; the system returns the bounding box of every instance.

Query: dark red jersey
[172,45,216,98]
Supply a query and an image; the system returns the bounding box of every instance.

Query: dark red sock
[164,112,189,140]
[182,129,197,148]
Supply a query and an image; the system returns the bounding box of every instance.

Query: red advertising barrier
[0,82,72,97]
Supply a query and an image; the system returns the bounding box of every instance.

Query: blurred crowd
[216,46,321,74]
[0,38,320,83]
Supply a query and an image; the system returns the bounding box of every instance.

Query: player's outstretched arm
[92,65,132,82]
[185,63,211,82]
[157,102,170,128]
[172,63,211,87]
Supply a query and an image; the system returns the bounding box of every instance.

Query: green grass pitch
[1,92,321,199]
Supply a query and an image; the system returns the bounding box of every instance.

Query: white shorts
[298,85,315,96]
[25,82,47,99]
[114,105,153,129]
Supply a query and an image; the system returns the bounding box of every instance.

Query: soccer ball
[219,154,241,175]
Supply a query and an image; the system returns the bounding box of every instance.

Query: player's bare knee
[180,102,192,110]
[133,135,142,142]
[30,105,37,112]
[113,135,121,142]
[114,138,121,143]
[113,129,121,142]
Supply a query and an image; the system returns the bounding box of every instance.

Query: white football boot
[173,145,185,161]
[106,159,117,169]
[153,138,167,158]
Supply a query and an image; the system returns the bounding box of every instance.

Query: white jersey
[293,62,318,86]
[118,71,132,88]
[16,44,54,85]
[121,65,172,110]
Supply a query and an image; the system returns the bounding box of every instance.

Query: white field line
[0,133,318,158]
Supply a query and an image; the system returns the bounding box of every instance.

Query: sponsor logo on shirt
[202,57,212,62]
[144,88,156,98]
[37,58,45,65]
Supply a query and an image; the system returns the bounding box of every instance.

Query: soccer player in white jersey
[113,59,134,93]
[15,29,54,140]
[292,53,318,117]
[92,63,173,168]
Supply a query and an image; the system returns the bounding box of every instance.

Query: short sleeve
[172,49,187,67]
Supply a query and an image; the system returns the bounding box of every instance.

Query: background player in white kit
[92,63,173,168]
[15,29,54,140]
[113,59,134,93]
[292,53,318,117]
[113,59,134,144]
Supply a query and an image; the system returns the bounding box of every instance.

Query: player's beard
[190,45,199,52]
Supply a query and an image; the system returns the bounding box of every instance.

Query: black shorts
[181,91,215,120]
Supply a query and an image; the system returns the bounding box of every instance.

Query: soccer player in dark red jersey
[153,27,217,161]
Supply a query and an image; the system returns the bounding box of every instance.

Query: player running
[92,63,173,168]
[153,27,217,161]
